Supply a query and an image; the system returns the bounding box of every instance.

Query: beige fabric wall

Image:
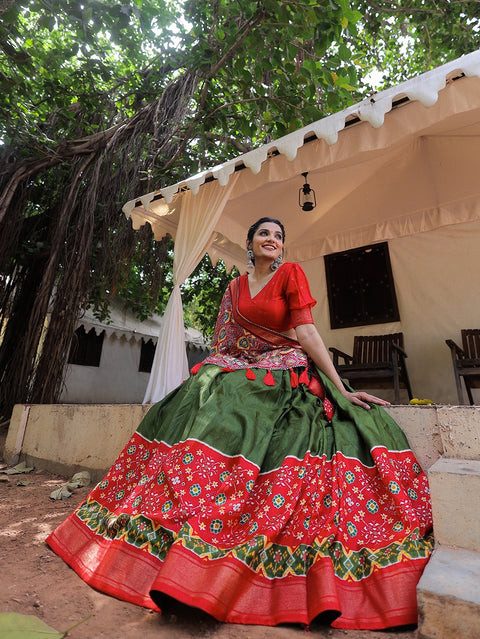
[302,220,480,405]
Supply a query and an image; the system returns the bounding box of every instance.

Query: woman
[47,217,433,630]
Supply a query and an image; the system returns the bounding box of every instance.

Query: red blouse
[237,262,316,333]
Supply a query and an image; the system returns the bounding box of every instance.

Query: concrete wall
[4,402,464,483]
[4,404,150,482]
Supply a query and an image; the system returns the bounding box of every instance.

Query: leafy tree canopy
[0,0,478,414]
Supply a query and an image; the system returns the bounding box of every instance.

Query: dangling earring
[246,249,255,268]
[270,254,283,271]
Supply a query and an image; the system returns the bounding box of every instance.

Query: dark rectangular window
[139,338,156,373]
[68,326,105,367]
[324,242,400,329]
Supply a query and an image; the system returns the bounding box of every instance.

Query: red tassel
[246,368,256,380]
[323,398,335,421]
[299,367,309,385]
[222,367,235,372]
[263,370,276,386]
[190,362,203,375]
[290,368,298,388]
[307,375,324,399]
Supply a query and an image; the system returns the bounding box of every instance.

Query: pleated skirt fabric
[47,364,433,629]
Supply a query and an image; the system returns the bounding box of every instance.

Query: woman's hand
[341,390,391,410]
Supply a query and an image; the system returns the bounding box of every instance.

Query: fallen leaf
[66,471,90,490]
[3,461,35,475]
[0,612,65,638]
[50,485,72,501]
[0,613,90,638]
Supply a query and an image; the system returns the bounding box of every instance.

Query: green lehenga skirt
[47,364,433,629]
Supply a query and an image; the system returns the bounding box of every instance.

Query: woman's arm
[294,323,390,410]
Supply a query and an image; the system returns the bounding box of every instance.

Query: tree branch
[162,10,269,172]
[204,132,250,153]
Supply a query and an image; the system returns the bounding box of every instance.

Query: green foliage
[2,0,477,166]
[182,0,361,148]
[354,1,480,91]
[0,0,180,147]
[181,255,239,339]
[112,239,237,338]
[115,236,174,321]
[0,0,364,166]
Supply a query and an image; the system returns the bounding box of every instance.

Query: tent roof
[123,49,480,270]
[77,301,208,350]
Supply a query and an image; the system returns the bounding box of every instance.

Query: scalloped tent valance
[76,303,208,350]
[123,49,480,402]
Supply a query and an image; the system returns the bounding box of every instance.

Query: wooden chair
[445,329,480,405]
[329,333,413,404]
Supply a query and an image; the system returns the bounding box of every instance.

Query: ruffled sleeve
[284,263,317,326]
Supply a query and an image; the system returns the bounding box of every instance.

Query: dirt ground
[0,425,418,639]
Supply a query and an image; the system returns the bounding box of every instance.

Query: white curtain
[143,176,239,403]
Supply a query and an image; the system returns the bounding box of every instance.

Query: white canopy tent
[123,49,480,404]
[59,301,209,404]
[75,301,208,350]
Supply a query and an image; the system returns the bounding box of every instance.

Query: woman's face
[248,221,284,263]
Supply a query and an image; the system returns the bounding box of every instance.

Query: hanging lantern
[298,172,316,211]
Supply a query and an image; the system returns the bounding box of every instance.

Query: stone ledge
[436,405,480,460]
[384,405,442,471]
[4,404,480,481]
[417,545,480,639]
[428,457,480,551]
